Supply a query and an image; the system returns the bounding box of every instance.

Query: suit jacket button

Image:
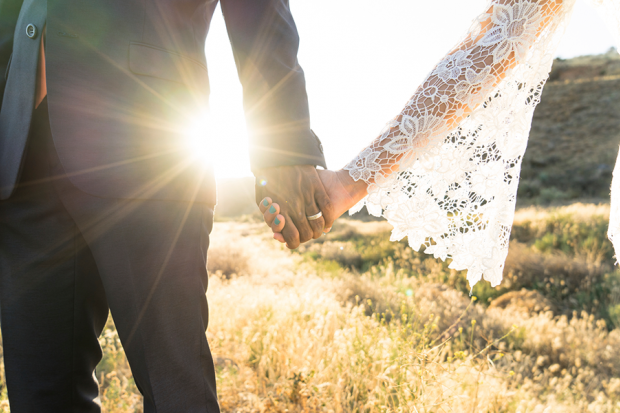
[26,24,37,39]
[319,143,324,154]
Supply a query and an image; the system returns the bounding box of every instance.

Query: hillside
[519,48,620,203]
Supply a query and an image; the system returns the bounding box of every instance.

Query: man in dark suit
[0,0,333,411]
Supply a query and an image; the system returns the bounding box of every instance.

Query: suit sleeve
[219,0,327,172]
[0,0,24,110]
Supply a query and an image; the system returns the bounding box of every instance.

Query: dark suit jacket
[0,0,326,203]
[0,0,21,107]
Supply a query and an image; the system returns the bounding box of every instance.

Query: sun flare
[183,107,252,179]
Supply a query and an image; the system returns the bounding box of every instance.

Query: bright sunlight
[203,0,614,180]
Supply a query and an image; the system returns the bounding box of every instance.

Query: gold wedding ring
[306,211,323,221]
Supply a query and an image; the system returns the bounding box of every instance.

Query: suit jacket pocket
[128,42,209,92]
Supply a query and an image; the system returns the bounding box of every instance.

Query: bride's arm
[343,0,565,191]
[263,0,568,240]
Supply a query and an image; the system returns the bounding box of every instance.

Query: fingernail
[263,199,269,206]
[275,218,281,225]
[269,206,276,214]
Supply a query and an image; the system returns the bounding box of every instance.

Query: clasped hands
[255,165,368,248]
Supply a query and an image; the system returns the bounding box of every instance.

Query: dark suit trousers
[0,100,220,413]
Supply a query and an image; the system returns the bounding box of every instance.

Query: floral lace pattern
[345,0,577,289]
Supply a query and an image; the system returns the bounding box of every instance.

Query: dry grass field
[1,203,620,412]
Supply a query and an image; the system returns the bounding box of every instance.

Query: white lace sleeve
[610,149,620,261]
[344,0,577,289]
[592,0,620,259]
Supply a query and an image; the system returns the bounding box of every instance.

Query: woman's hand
[259,169,368,244]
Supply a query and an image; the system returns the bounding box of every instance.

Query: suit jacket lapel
[0,0,26,109]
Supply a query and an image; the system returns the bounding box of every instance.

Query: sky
[202,0,617,180]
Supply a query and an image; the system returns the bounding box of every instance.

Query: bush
[299,241,363,269]
[512,203,613,262]
[536,187,572,204]
[207,240,250,278]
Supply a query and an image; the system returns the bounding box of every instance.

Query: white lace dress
[344,0,620,289]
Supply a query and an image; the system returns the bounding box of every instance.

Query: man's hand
[260,169,369,245]
[255,165,334,249]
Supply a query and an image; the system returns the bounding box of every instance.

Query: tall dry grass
[0,205,618,412]
[206,221,620,412]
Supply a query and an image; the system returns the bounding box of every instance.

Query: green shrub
[512,205,613,263]
[536,187,571,204]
